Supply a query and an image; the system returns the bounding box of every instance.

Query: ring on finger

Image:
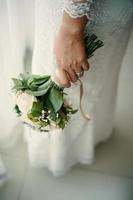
[76,70,84,77]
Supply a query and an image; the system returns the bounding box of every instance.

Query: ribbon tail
[78,78,91,121]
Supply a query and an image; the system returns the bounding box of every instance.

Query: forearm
[54,0,91,87]
[60,11,88,36]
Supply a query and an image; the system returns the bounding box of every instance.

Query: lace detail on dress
[63,0,93,19]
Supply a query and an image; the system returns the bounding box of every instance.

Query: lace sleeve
[63,0,93,19]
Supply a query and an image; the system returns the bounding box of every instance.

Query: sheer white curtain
[0,0,34,183]
[0,0,34,143]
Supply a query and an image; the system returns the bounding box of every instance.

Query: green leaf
[37,79,52,91]
[33,76,50,85]
[26,84,51,96]
[28,83,38,91]
[26,78,52,96]
[55,117,61,125]
[30,74,50,80]
[59,120,65,129]
[30,101,44,117]
[44,98,54,113]
[49,87,63,113]
[27,75,50,88]
[12,85,26,91]
[12,78,27,91]
[12,78,23,87]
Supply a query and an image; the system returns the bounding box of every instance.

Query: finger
[73,63,83,74]
[65,66,78,83]
[55,68,71,88]
[81,60,90,71]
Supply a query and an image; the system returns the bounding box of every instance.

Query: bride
[0,0,133,177]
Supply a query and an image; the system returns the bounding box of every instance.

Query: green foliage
[44,97,54,113]
[84,33,104,58]
[12,78,26,91]
[26,84,51,96]
[12,73,51,94]
[49,87,63,113]
[30,101,44,117]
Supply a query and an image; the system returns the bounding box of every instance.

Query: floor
[0,32,133,200]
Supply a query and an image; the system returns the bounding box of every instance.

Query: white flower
[56,113,59,118]
[41,110,46,114]
[15,92,37,114]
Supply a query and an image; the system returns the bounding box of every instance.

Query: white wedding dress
[0,0,133,176]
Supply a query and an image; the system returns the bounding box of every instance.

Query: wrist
[59,24,84,40]
[61,11,88,36]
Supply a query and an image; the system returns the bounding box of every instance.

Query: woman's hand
[53,11,90,88]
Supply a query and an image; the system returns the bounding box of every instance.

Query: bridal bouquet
[12,33,103,132]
